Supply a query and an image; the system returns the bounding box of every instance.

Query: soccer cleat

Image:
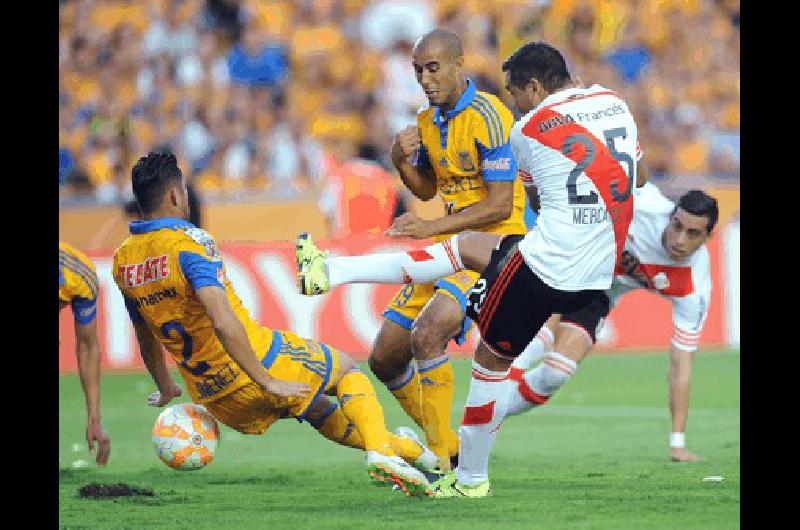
[366,450,433,498]
[295,232,330,295]
[395,426,439,473]
[431,470,492,498]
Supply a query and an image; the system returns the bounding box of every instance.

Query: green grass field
[59,350,739,529]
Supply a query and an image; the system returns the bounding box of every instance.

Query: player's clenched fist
[391,126,422,164]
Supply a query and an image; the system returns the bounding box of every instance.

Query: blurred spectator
[227,23,288,89]
[606,24,651,84]
[361,0,434,51]
[60,0,739,210]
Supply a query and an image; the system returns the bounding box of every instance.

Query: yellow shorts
[205,330,341,435]
[383,270,479,345]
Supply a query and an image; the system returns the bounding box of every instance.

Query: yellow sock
[312,404,424,463]
[387,365,425,430]
[418,356,457,469]
[336,370,394,456]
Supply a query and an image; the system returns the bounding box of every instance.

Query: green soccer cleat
[366,451,433,498]
[295,232,330,295]
[431,470,492,498]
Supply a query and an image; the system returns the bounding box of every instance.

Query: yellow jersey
[112,217,274,404]
[59,241,99,325]
[414,78,527,241]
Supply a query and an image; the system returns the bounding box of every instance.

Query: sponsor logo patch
[482,157,511,171]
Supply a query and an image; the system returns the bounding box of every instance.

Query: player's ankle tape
[669,432,686,448]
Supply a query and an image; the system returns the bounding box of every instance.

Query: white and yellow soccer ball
[152,404,219,470]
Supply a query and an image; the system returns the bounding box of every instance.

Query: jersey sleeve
[473,101,517,182]
[670,249,712,352]
[510,127,535,187]
[176,228,225,291]
[62,257,99,325]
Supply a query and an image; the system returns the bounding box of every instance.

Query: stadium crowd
[59,0,739,209]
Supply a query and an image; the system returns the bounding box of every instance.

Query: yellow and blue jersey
[113,217,277,404]
[59,241,99,325]
[112,218,338,424]
[413,78,527,241]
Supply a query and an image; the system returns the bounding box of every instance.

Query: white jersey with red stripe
[609,183,712,352]
[512,84,640,291]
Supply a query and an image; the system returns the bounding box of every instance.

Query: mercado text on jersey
[610,183,712,352]
[413,78,527,241]
[59,241,99,325]
[512,84,640,291]
[112,217,274,404]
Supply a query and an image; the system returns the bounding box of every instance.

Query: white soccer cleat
[395,426,439,473]
[366,450,432,498]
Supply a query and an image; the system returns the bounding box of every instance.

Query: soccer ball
[152,403,219,470]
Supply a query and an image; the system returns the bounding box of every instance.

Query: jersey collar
[129,217,195,234]
[433,78,476,125]
[531,84,596,114]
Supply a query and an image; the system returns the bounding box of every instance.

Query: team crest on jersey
[185,227,220,260]
[458,152,476,172]
[439,157,449,167]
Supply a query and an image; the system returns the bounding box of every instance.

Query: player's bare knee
[411,301,461,358]
[368,346,408,382]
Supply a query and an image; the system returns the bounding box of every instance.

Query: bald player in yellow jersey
[114,152,436,497]
[297,29,526,472]
[59,241,111,465]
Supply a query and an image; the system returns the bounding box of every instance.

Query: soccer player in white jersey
[297,42,648,497]
[505,183,718,463]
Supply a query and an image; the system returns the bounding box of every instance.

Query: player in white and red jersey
[297,42,648,497]
[505,183,718,462]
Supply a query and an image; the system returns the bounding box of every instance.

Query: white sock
[326,236,463,288]
[505,351,576,416]
[455,361,510,486]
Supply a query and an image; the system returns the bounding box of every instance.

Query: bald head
[413,29,463,60]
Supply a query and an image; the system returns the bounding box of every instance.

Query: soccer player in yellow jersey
[113,152,436,497]
[59,241,111,466]
[298,29,526,472]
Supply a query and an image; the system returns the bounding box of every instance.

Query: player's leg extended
[411,283,473,470]
[295,231,500,294]
[327,351,431,496]
[305,395,438,471]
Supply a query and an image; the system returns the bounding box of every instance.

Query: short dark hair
[502,42,572,92]
[674,190,719,233]
[131,151,183,215]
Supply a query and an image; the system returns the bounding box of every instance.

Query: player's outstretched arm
[195,286,311,400]
[132,320,183,407]
[388,181,514,239]
[74,319,110,465]
[667,343,703,462]
[391,125,438,201]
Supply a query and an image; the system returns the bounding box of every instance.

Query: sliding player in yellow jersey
[59,241,111,466]
[114,152,436,497]
[298,29,526,472]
